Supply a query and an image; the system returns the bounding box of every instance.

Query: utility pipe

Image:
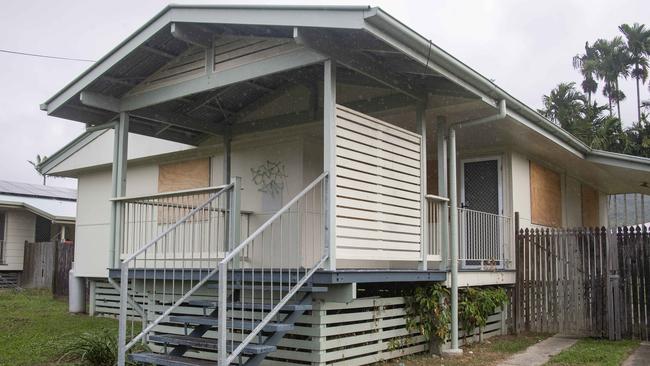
[446,99,506,355]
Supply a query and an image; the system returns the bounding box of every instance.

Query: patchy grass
[0,289,118,366]
[545,338,639,366]
[378,333,550,366]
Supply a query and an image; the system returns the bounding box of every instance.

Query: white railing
[116,186,250,259]
[217,172,329,365]
[426,195,448,260]
[458,207,512,269]
[117,181,239,366]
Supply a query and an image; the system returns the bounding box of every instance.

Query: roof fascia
[41,5,368,115]
[39,129,107,174]
[586,150,650,173]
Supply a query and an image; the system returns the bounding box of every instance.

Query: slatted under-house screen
[335,105,422,262]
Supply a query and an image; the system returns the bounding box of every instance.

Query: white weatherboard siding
[334,106,422,264]
[74,165,158,277]
[2,209,36,271]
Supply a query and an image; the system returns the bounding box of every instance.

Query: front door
[460,157,503,268]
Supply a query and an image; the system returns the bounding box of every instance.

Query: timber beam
[171,23,212,48]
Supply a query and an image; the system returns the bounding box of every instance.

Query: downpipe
[446,99,506,355]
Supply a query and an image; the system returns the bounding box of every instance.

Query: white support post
[324,60,337,271]
[437,117,449,271]
[417,103,428,270]
[109,112,129,269]
[446,127,462,355]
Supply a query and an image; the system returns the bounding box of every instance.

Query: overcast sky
[1,0,649,189]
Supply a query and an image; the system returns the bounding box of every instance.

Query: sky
[0,0,649,189]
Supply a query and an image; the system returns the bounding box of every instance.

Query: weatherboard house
[39,5,650,366]
[0,180,76,286]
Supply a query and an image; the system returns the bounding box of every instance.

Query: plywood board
[530,161,562,227]
[158,158,210,193]
[581,184,600,227]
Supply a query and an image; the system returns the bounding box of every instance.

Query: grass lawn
[0,289,118,366]
[545,338,640,366]
[378,333,550,366]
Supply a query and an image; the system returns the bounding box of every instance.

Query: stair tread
[129,352,217,366]
[187,300,312,311]
[206,283,328,293]
[168,315,294,332]
[149,334,275,354]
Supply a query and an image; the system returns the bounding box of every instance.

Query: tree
[27,154,48,185]
[573,42,599,104]
[591,37,631,119]
[538,82,587,131]
[619,23,650,123]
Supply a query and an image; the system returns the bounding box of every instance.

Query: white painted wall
[74,164,158,277]
[1,209,36,271]
[74,123,323,278]
[564,175,582,227]
[511,151,532,228]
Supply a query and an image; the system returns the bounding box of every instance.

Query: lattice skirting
[90,279,508,365]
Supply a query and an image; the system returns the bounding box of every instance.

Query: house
[39,5,650,366]
[0,180,76,286]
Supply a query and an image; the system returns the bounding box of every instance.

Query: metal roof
[0,180,76,201]
[0,194,76,223]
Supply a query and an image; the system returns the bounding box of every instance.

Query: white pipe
[446,99,506,355]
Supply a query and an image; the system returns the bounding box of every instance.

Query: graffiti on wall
[251,160,287,197]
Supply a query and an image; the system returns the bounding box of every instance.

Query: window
[0,212,5,264]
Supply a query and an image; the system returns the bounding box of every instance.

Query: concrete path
[496,335,578,366]
[622,342,650,366]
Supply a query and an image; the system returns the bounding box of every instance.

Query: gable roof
[38,5,650,192]
[0,180,76,223]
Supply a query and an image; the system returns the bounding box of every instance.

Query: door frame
[459,155,505,269]
[460,155,504,215]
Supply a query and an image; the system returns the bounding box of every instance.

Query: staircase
[118,173,329,366]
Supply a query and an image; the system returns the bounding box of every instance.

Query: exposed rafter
[141,44,177,59]
[171,23,212,48]
[296,28,425,102]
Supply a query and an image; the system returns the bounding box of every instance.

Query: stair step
[129,352,217,366]
[187,300,312,312]
[149,334,275,355]
[207,283,328,293]
[169,315,294,332]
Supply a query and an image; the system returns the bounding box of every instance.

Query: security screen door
[460,157,503,268]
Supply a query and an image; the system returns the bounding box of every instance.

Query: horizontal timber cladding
[127,36,300,96]
[335,105,422,262]
[90,280,506,365]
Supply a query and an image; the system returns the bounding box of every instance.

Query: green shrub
[59,329,148,366]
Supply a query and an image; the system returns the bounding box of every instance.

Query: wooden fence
[513,225,650,340]
[22,241,75,296]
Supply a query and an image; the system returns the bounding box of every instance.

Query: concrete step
[169,315,294,332]
[187,300,312,312]
[149,334,275,355]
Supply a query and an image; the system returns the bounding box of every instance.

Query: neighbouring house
[39,5,650,366]
[0,180,76,286]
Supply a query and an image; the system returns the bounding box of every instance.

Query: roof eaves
[39,129,107,174]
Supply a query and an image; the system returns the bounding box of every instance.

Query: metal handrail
[218,171,329,365]
[112,184,228,202]
[426,194,450,202]
[123,183,234,262]
[458,207,510,219]
[117,183,235,365]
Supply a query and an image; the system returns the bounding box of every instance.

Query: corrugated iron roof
[0,180,76,201]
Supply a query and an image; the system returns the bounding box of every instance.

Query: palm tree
[591,37,631,119]
[538,82,587,131]
[619,23,650,123]
[573,42,599,104]
[27,154,48,185]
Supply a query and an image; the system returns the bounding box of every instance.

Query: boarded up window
[581,184,600,227]
[158,158,210,193]
[530,162,562,227]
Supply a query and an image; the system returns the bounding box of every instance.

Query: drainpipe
[446,99,506,356]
